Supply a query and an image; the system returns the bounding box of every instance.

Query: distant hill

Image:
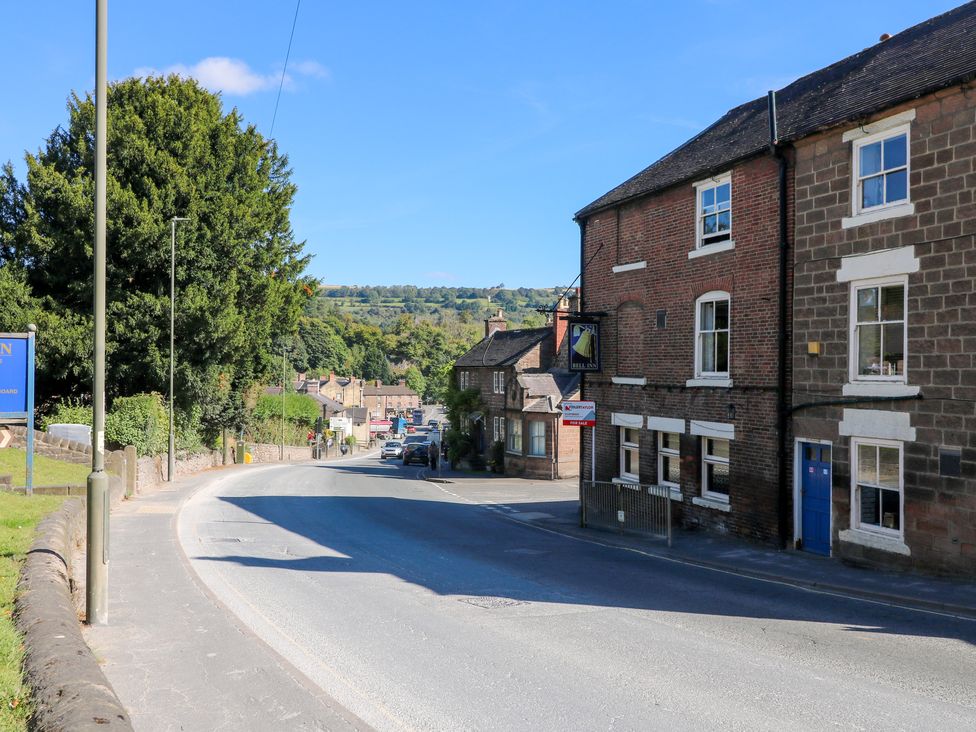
[311,285,567,329]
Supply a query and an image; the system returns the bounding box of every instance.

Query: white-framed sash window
[619,427,640,482]
[657,432,680,488]
[695,174,732,249]
[695,292,730,379]
[853,126,909,216]
[850,277,907,382]
[506,417,522,454]
[528,421,546,457]
[852,438,903,536]
[702,437,730,500]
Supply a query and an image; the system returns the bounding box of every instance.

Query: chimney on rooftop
[485,308,507,338]
[554,295,572,358]
[879,33,891,41]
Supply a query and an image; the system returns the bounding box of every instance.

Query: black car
[402,441,430,465]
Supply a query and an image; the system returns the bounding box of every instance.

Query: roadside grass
[0,492,68,731]
[0,449,89,488]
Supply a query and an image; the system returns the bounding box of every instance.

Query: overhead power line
[269,0,302,140]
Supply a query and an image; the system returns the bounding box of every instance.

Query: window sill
[842,383,920,397]
[688,240,735,259]
[841,202,915,230]
[612,376,647,386]
[839,528,910,556]
[612,260,647,274]
[685,378,733,388]
[505,450,522,456]
[526,453,547,459]
[692,495,731,512]
[652,484,683,502]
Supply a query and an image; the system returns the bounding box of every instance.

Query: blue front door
[800,442,831,556]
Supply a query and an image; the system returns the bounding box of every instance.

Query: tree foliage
[0,76,312,438]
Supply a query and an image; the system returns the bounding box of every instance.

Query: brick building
[788,5,976,575]
[363,380,421,419]
[575,3,976,575]
[453,306,580,479]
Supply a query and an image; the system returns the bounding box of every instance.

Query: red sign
[561,400,596,426]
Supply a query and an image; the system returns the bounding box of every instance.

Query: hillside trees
[0,75,311,439]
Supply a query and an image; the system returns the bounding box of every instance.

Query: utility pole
[168,216,189,482]
[86,0,109,626]
[281,346,286,461]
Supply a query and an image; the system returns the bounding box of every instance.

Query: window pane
[717,210,731,232]
[878,447,900,488]
[862,175,884,209]
[880,285,904,321]
[858,324,882,375]
[885,169,907,203]
[714,300,729,329]
[664,455,680,484]
[883,134,907,170]
[701,301,715,330]
[623,447,639,476]
[707,462,730,495]
[857,287,878,322]
[707,438,729,459]
[715,182,730,206]
[881,489,900,530]
[703,214,717,234]
[860,484,880,526]
[857,443,878,484]
[860,141,882,176]
[624,428,638,445]
[661,432,679,451]
[702,187,715,209]
[701,332,716,372]
[882,322,904,376]
[716,331,729,372]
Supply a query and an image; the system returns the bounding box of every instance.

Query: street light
[281,345,289,461]
[168,216,189,482]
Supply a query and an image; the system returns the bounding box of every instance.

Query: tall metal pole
[167,217,187,481]
[280,347,286,460]
[86,0,109,626]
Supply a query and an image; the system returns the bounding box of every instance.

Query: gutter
[769,90,791,550]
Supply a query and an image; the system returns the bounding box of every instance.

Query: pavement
[421,465,976,621]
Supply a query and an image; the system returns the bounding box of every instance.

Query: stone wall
[4,425,91,464]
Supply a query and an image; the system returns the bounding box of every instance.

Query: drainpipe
[769,90,791,549]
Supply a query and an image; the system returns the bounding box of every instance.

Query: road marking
[426,482,976,623]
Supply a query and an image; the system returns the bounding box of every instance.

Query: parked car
[406,425,416,433]
[427,419,439,428]
[402,441,430,465]
[381,441,403,458]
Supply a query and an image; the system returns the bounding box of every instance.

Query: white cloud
[134,57,329,96]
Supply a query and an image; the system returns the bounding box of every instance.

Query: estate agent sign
[561,400,596,427]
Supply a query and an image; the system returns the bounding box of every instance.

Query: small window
[850,278,906,382]
[854,130,909,214]
[702,437,730,500]
[695,292,730,378]
[657,432,680,488]
[506,418,522,454]
[619,427,640,482]
[492,416,499,442]
[853,439,902,535]
[528,421,546,457]
[696,176,731,248]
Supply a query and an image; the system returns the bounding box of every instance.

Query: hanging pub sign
[568,319,600,372]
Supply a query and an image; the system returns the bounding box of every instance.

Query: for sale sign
[561,400,596,426]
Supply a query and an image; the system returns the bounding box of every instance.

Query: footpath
[81,459,372,732]
[421,465,976,621]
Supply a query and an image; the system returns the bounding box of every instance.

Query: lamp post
[281,345,288,461]
[168,216,189,482]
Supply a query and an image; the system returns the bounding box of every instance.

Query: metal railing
[580,480,672,546]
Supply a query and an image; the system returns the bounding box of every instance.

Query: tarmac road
[176,457,976,731]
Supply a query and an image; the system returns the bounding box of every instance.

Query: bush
[344,434,357,446]
[252,392,320,427]
[40,399,92,430]
[444,428,472,469]
[105,393,168,455]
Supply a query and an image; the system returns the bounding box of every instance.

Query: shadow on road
[194,484,976,647]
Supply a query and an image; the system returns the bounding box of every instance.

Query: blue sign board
[0,332,36,494]
[0,336,30,413]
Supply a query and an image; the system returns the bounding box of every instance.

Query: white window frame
[850,437,904,539]
[506,417,522,454]
[492,416,499,442]
[492,370,505,394]
[619,427,640,482]
[657,431,680,489]
[693,291,731,381]
[701,437,730,502]
[848,275,908,385]
[527,421,546,457]
[851,123,911,218]
[693,173,734,253]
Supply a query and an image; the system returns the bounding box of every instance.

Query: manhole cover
[458,596,528,609]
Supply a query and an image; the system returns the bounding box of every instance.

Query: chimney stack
[554,296,571,356]
[485,308,507,338]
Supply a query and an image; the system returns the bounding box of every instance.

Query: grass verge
[0,449,89,488]
[0,492,67,731]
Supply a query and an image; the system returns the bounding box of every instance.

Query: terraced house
[575,2,976,576]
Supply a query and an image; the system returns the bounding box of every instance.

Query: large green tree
[2,75,311,436]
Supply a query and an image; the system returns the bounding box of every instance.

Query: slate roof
[576,2,976,219]
[455,327,552,368]
[308,393,345,412]
[363,384,419,397]
[518,371,581,413]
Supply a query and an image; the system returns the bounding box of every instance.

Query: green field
[0,449,89,488]
[0,492,68,731]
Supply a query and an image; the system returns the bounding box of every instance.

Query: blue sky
[1,1,961,288]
